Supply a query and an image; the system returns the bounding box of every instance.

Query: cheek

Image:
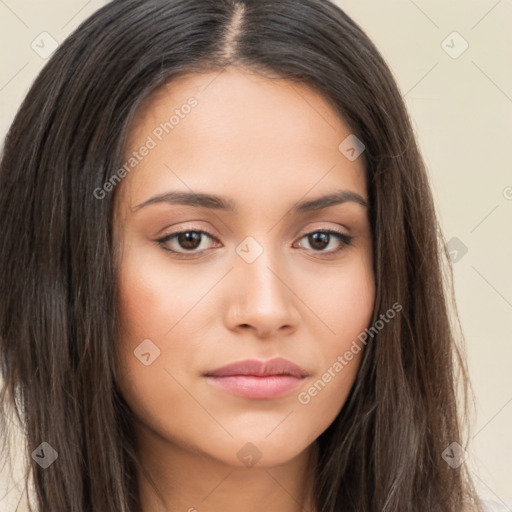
[306,254,375,353]
[114,259,195,446]
[297,255,375,403]
[115,247,204,342]
[114,250,216,428]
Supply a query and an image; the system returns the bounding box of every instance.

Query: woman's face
[114,66,375,468]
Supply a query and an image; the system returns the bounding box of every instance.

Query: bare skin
[113,65,375,512]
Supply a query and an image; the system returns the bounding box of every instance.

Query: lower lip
[205,375,305,399]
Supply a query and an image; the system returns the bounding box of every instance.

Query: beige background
[0,1,511,510]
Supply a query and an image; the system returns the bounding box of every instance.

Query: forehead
[119,66,367,211]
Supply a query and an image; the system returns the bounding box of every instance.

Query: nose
[224,246,300,338]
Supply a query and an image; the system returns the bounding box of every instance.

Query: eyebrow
[132,189,368,213]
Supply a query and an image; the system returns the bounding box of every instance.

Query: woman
[0,0,484,510]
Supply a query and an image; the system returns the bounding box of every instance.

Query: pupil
[309,232,329,250]
[179,231,201,250]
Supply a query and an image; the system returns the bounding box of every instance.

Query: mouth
[203,357,309,400]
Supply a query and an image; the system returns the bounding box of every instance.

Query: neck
[135,423,319,512]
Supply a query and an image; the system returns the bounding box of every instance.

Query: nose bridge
[228,234,298,333]
[237,235,287,304]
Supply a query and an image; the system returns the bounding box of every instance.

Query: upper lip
[204,357,309,378]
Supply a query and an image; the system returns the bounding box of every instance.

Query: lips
[204,357,309,399]
[204,357,309,378]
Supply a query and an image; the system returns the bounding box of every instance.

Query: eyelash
[155,226,354,258]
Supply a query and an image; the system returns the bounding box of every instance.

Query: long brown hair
[0,0,480,510]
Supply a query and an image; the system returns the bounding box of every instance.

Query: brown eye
[296,230,353,255]
[308,232,330,250]
[156,229,218,256]
[175,231,202,250]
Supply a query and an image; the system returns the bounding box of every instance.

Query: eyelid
[155,221,218,239]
